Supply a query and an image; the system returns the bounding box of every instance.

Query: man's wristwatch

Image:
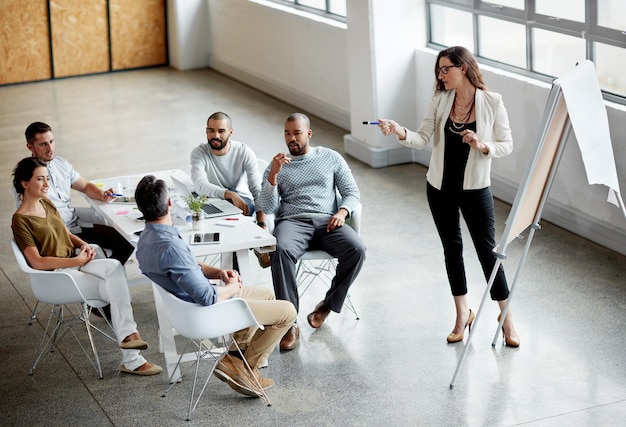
[257,222,266,227]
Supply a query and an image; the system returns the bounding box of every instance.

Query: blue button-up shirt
[136,223,218,306]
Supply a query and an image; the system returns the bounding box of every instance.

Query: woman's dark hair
[434,46,487,92]
[13,157,48,195]
[135,175,169,221]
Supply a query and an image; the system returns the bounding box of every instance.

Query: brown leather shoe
[279,325,299,351]
[253,250,271,268]
[251,368,274,390]
[214,355,261,397]
[307,301,331,329]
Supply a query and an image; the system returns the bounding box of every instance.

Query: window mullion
[420,0,624,100]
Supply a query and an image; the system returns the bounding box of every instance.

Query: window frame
[426,0,626,104]
[266,0,347,22]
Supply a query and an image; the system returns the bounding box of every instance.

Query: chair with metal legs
[28,300,46,325]
[11,238,114,378]
[293,202,362,319]
[153,284,271,421]
[26,244,113,325]
[265,190,362,319]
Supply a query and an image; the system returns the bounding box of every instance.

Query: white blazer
[400,88,513,190]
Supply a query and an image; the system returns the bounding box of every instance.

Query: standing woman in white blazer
[378,46,520,347]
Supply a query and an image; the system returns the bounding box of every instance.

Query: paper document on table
[215,215,254,227]
[172,199,192,223]
[127,210,144,221]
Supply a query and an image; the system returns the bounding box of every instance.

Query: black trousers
[427,183,509,301]
[271,217,366,313]
[77,223,135,265]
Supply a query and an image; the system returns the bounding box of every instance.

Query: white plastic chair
[11,238,115,378]
[257,158,269,176]
[25,243,111,324]
[27,300,46,325]
[153,284,271,421]
[294,201,362,319]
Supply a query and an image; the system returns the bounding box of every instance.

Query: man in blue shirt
[134,175,296,398]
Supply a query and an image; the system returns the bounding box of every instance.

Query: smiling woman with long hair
[11,156,162,375]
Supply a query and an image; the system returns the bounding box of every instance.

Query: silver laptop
[170,174,243,218]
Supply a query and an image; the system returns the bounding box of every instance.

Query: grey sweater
[190,140,261,202]
[258,146,360,219]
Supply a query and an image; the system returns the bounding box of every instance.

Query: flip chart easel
[449,81,572,389]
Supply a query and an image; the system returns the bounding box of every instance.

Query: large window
[426,0,626,102]
[269,0,346,20]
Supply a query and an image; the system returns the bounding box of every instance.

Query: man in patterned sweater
[258,113,366,351]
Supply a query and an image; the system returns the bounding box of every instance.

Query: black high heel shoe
[447,309,475,343]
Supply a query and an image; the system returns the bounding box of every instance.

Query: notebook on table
[170,175,243,218]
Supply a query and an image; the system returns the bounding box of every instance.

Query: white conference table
[86,169,276,380]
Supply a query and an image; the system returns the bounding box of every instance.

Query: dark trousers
[77,223,135,265]
[271,217,366,313]
[427,183,509,301]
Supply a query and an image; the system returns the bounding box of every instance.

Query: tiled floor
[1,68,625,426]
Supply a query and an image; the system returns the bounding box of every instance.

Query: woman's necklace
[448,96,475,135]
[454,97,473,111]
[448,122,467,135]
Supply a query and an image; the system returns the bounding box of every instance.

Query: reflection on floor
[0,67,625,426]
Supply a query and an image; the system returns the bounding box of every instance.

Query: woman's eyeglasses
[438,64,461,75]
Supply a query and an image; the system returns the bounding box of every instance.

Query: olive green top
[12,198,74,263]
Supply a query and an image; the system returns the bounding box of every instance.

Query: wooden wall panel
[110,0,167,70]
[0,0,51,85]
[50,0,109,78]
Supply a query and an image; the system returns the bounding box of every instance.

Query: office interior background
[2,0,625,254]
[1,0,626,425]
[188,0,626,257]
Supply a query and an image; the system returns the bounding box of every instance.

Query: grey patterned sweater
[257,146,360,219]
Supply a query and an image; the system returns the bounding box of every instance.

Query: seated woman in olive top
[11,156,161,376]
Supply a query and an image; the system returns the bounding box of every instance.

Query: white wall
[205,0,350,129]
[344,0,423,154]
[169,0,626,255]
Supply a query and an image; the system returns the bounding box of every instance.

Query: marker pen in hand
[362,121,379,125]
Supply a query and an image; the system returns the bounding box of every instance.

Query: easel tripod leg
[449,259,503,388]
